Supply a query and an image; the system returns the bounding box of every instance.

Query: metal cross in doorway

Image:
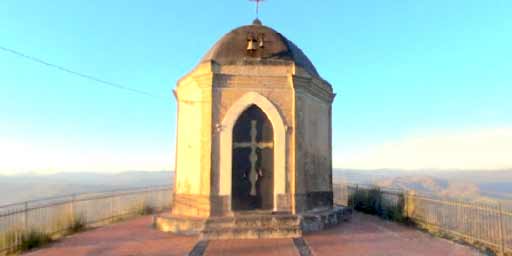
[234,120,273,196]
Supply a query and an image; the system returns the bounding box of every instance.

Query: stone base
[154,206,352,240]
[153,215,206,235]
[300,206,352,233]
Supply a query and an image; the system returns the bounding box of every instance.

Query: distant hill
[2,169,512,209]
[0,171,173,205]
[334,169,512,209]
[375,176,480,199]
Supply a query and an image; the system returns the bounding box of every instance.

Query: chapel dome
[201,20,320,77]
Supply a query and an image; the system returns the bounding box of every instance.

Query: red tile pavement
[23,216,198,256]
[205,238,298,256]
[304,212,483,256]
[22,212,482,256]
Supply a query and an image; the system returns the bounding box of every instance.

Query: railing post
[142,188,147,213]
[404,190,409,219]
[344,183,349,206]
[23,201,28,231]
[405,190,416,220]
[110,193,114,223]
[70,194,76,225]
[498,202,505,256]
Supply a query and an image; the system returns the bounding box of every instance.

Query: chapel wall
[172,67,214,218]
[294,78,333,212]
[210,66,296,213]
[175,90,212,195]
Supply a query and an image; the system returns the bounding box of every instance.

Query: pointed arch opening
[219,92,286,212]
[231,105,274,211]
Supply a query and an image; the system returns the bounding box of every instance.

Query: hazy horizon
[2,169,512,207]
[2,168,512,176]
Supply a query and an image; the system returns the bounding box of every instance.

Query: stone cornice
[212,73,290,89]
[176,61,336,103]
[177,61,215,84]
[292,75,334,103]
[177,73,215,89]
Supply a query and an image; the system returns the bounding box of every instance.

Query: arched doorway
[219,92,287,212]
[231,105,274,211]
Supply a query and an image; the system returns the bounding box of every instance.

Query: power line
[0,45,169,101]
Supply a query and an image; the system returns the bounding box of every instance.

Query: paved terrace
[24,212,482,256]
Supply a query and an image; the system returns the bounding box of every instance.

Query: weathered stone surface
[300,207,352,233]
[200,212,301,240]
[201,23,321,78]
[155,206,352,239]
[154,214,206,235]
[166,20,337,236]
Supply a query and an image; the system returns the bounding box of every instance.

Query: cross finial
[250,0,265,18]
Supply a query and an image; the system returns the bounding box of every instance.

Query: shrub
[68,215,86,233]
[348,186,408,224]
[349,186,382,215]
[381,194,408,223]
[139,204,156,215]
[19,230,52,252]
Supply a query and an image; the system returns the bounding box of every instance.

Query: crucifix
[234,120,273,196]
[250,0,265,18]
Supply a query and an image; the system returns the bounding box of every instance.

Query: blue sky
[1,1,511,173]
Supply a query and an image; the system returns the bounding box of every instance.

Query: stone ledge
[300,206,353,233]
[154,206,352,239]
[154,214,206,235]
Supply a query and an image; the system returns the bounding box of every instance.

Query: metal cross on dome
[250,0,265,18]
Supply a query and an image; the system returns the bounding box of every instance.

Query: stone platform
[24,212,482,256]
[154,206,352,240]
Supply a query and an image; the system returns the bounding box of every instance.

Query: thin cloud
[0,137,173,174]
[335,127,512,170]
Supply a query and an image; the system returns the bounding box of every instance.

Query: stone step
[200,226,302,240]
[205,215,297,223]
[205,220,300,229]
[155,206,353,238]
[204,215,300,229]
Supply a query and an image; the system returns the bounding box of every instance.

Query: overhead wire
[0,45,170,101]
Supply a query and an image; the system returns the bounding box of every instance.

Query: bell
[247,39,257,51]
[259,38,264,48]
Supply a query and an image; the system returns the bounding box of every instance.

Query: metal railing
[2,183,510,255]
[333,183,511,256]
[0,186,172,255]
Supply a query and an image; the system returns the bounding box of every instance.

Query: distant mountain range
[1,169,511,209]
[0,171,173,205]
[334,169,512,208]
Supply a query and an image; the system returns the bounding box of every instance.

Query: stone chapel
[155,19,349,239]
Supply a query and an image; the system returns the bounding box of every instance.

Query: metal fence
[2,183,510,254]
[333,183,511,256]
[0,186,172,255]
